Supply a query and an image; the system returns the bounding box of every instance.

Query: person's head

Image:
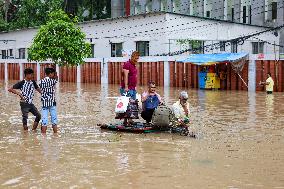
[24,68,34,80]
[267,72,271,78]
[179,91,188,105]
[130,51,139,64]
[148,81,156,93]
[45,67,56,78]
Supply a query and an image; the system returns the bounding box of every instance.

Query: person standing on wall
[259,73,274,94]
[120,51,140,125]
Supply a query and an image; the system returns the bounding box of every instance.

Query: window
[1,50,7,59]
[243,6,246,23]
[248,5,252,24]
[252,42,264,54]
[272,2,277,20]
[191,41,204,54]
[19,48,26,59]
[146,0,152,13]
[206,11,210,18]
[231,42,238,53]
[136,41,149,56]
[111,43,123,57]
[9,49,13,58]
[160,0,167,11]
[231,8,234,21]
[220,41,226,51]
[89,44,94,58]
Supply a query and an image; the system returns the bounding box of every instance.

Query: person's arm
[156,93,163,104]
[33,80,42,94]
[8,81,24,100]
[172,103,181,119]
[8,88,24,100]
[123,69,129,91]
[141,92,149,102]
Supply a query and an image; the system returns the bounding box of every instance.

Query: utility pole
[274,41,279,92]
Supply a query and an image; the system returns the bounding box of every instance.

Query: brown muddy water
[0,81,284,189]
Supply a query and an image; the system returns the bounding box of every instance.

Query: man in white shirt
[172,91,190,126]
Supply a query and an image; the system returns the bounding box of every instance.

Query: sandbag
[152,104,173,127]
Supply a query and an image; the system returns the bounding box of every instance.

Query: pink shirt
[121,60,137,90]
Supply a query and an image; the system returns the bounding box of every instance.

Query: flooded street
[0,81,284,189]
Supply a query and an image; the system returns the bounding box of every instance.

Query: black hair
[267,72,271,77]
[45,67,56,75]
[148,81,156,86]
[24,68,34,76]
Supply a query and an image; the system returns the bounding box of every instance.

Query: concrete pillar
[56,64,60,83]
[152,0,161,11]
[248,59,256,92]
[19,62,23,80]
[77,65,81,83]
[224,0,228,20]
[211,0,224,19]
[189,0,193,15]
[101,58,108,84]
[204,0,208,17]
[180,0,189,14]
[164,60,170,87]
[166,0,173,12]
[234,0,241,22]
[4,62,8,82]
[251,0,265,25]
[37,62,40,81]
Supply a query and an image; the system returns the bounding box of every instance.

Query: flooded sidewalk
[0,81,284,188]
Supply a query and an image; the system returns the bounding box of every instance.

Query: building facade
[111,0,284,53]
[0,12,280,59]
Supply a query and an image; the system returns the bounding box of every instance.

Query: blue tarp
[179,52,248,65]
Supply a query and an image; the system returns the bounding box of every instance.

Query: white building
[0,12,280,59]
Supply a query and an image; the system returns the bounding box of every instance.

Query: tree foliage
[28,10,91,66]
[0,0,111,31]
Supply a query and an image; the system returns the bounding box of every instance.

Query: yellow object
[266,77,274,92]
[205,73,220,89]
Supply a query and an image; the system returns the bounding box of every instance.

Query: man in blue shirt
[141,82,162,124]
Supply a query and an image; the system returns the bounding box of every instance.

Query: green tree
[8,0,63,29]
[28,10,91,66]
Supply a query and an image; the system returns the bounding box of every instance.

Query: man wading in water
[120,51,140,125]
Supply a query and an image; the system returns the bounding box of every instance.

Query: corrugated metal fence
[1,58,284,92]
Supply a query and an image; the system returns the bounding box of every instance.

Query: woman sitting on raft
[141,82,162,124]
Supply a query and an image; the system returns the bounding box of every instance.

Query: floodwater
[0,81,284,189]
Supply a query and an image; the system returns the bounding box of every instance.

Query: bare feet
[32,122,39,131]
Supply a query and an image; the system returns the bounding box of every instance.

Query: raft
[98,122,196,137]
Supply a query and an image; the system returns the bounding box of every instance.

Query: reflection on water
[0,81,284,188]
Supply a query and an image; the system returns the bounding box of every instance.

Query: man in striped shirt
[8,68,41,131]
[39,67,58,134]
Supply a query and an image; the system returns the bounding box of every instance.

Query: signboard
[258,53,264,59]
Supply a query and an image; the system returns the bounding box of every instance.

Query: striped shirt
[39,77,58,108]
[13,80,39,104]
